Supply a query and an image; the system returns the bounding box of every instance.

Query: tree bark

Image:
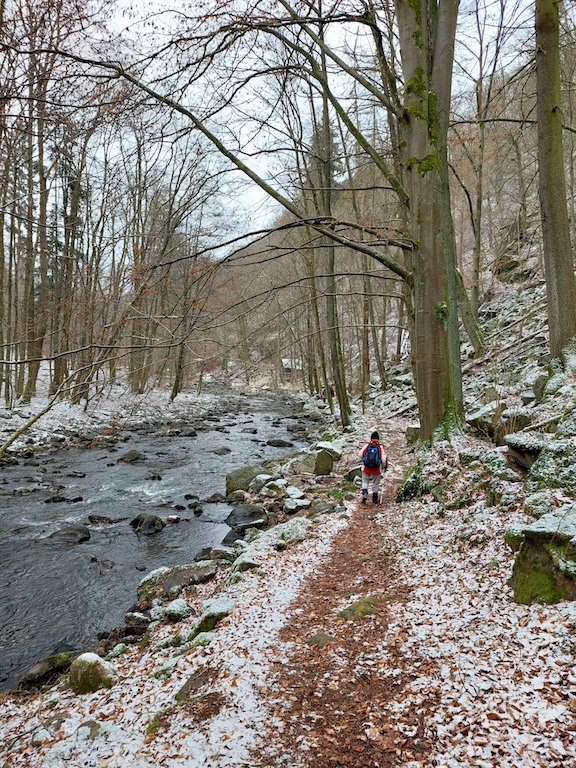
[536,0,576,357]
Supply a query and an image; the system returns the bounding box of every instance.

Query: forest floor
[1,416,576,767]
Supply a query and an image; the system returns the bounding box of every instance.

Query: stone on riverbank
[226,465,269,495]
[19,651,77,689]
[69,652,118,694]
[290,449,333,475]
[137,561,219,604]
[189,596,236,638]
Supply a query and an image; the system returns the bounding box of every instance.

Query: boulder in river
[69,652,118,694]
[48,524,90,543]
[129,513,165,535]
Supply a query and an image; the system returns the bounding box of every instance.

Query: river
[0,392,318,689]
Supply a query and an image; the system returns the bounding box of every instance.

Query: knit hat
[371,431,379,440]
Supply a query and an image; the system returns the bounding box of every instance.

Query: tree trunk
[395,0,462,438]
[536,0,576,357]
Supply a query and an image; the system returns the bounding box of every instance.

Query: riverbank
[1,406,575,767]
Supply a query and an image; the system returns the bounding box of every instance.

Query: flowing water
[0,392,316,689]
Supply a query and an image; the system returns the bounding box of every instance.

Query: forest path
[260,429,437,767]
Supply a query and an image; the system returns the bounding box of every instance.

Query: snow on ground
[0,509,350,768]
[376,448,576,767]
[0,399,575,767]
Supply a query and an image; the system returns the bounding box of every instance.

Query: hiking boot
[372,492,379,504]
[361,495,367,504]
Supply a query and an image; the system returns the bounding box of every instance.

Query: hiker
[358,430,388,504]
[320,387,326,402]
[329,383,335,398]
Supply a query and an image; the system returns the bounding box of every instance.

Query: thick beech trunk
[536,0,576,357]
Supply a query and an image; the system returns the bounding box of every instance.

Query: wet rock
[266,438,293,448]
[48,524,90,543]
[129,513,165,535]
[204,492,226,503]
[225,503,267,532]
[212,446,231,455]
[88,514,126,524]
[69,653,118,694]
[291,449,333,475]
[117,449,146,463]
[19,651,77,689]
[124,612,152,633]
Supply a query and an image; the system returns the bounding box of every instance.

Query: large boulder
[291,449,333,475]
[509,504,576,604]
[225,465,268,495]
[136,561,219,604]
[69,653,118,694]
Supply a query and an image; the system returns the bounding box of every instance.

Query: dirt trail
[258,430,438,767]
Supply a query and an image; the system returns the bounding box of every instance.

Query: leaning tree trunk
[536,0,576,358]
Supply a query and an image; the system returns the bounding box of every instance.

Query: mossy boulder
[504,525,525,553]
[19,651,77,689]
[188,597,235,638]
[504,432,551,470]
[226,465,268,495]
[338,593,382,620]
[509,505,576,604]
[291,450,334,475]
[396,460,431,502]
[556,407,576,437]
[523,491,554,519]
[466,401,506,441]
[136,562,218,604]
[524,439,576,496]
[69,653,118,694]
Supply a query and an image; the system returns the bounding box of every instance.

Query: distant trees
[1,0,576,441]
